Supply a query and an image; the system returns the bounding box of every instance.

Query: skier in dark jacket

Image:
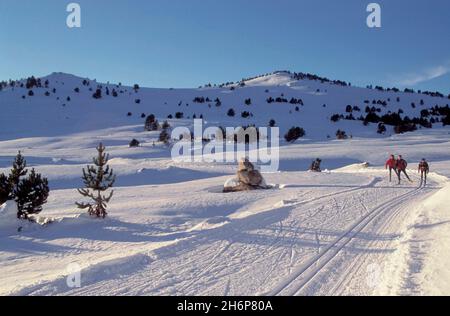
[310,158,322,172]
[385,154,397,182]
[396,155,412,184]
[418,158,430,187]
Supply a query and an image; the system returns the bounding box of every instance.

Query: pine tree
[159,129,171,144]
[161,120,171,130]
[145,114,159,131]
[14,169,49,219]
[76,143,116,218]
[0,173,11,205]
[9,152,28,191]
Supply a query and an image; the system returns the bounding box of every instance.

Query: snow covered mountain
[1,71,449,141]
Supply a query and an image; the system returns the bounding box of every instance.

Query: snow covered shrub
[92,88,102,99]
[129,139,140,147]
[345,113,355,120]
[145,114,160,131]
[330,114,341,122]
[419,118,432,128]
[241,111,252,118]
[227,109,235,117]
[161,120,171,130]
[25,76,38,89]
[175,112,184,119]
[394,123,417,134]
[193,97,206,103]
[14,169,49,220]
[336,129,348,139]
[284,127,305,142]
[159,119,172,144]
[420,109,430,118]
[159,129,171,144]
[380,112,402,126]
[76,143,116,218]
[364,112,381,124]
[377,123,387,134]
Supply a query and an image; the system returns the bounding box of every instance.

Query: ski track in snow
[7,171,444,296]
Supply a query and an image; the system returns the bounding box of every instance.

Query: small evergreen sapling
[76,143,116,218]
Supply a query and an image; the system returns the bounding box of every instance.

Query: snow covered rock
[223,158,268,192]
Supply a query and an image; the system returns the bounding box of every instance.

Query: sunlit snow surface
[1,73,450,296]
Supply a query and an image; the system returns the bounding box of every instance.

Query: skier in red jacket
[396,155,412,184]
[418,158,430,187]
[385,154,397,182]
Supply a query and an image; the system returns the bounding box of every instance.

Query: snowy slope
[1,71,449,141]
[1,71,450,296]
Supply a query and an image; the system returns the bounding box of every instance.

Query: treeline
[331,104,450,134]
[266,96,304,105]
[366,84,449,99]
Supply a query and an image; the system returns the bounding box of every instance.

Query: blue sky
[1,0,449,92]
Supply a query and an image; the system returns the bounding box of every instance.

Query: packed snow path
[5,168,443,296]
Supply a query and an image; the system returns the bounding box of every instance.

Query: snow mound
[0,202,52,236]
[0,202,24,236]
[334,162,371,173]
[224,177,240,189]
